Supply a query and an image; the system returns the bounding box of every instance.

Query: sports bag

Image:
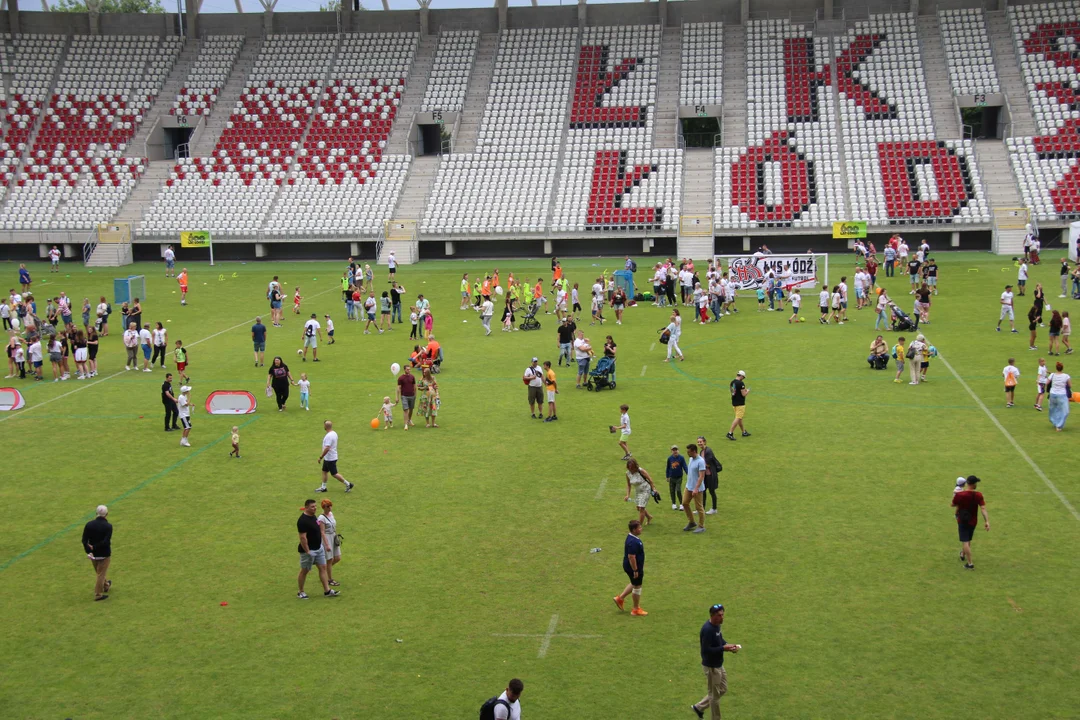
[479,696,511,720]
[905,345,916,360]
[658,328,670,345]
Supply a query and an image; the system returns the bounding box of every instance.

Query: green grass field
[1,252,1079,719]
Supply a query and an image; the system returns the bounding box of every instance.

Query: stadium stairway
[114,160,174,231]
[127,39,201,159]
[450,33,497,154]
[976,139,1023,210]
[188,37,262,158]
[85,241,133,267]
[986,11,1036,138]
[917,14,961,138]
[721,24,746,146]
[387,34,436,154]
[389,154,438,228]
[682,148,713,217]
[654,26,680,148]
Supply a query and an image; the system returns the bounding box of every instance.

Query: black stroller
[519,302,541,331]
[890,303,917,331]
[586,356,617,391]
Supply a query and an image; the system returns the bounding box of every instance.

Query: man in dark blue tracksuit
[691,603,739,719]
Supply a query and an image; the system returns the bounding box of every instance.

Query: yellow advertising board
[180,231,212,248]
[832,221,867,239]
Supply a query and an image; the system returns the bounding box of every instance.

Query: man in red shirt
[951,476,990,570]
[396,365,417,429]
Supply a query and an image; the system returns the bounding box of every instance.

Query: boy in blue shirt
[756,286,766,312]
[666,444,688,510]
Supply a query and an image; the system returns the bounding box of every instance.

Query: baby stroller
[519,301,541,331]
[586,356,617,391]
[890,303,917,331]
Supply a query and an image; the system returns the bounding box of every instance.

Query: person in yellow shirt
[229,426,241,458]
[459,273,470,310]
[893,336,905,384]
[543,360,558,421]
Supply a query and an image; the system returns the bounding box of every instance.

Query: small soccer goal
[113,274,147,305]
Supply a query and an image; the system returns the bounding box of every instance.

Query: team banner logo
[833,221,867,239]
[725,256,819,291]
[180,231,212,248]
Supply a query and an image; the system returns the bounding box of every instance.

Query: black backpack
[630,260,638,273]
[479,696,511,720]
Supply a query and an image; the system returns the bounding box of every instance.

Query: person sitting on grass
[868,335,890,370]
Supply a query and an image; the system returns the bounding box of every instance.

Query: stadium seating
[421,30,479,113]
[552,25,681,232]
[716,20,845,229]
[142,34,337,236]
[422,28,577,234]
[0,35,179,230]
[680,22,723,107]
[265,32,417,237]
[1006,2,1080,220]
[838,14,988,225]
[172,35,244,117]
[939,9,1001,96]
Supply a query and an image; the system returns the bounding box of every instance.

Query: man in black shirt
[925,258,939,296]
[81,505,113,601]
[907,258,922,294]
[297,499,338,599]
[690,603,740,719]
[726,371,750,441]
[161,372,179,432]
[390,282,405,324]
[556,316,577,367]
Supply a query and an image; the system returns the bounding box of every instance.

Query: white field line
[640,364,647,377]
[0,284,339,424]
[936,351,1080,522]
[537,614,560,658]
[594,477,608,500]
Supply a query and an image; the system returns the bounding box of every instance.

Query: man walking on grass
[296,498,339,599]
[81,505,113,602]
[315,420,354,493]
[726,370,750,441]
[690,603,740,719]
[683,444,706,533]
[613,519,647,616]
[997,285,1018,333]
[302,313,322,361]
[951,475,990,570]
[251,316,267,367]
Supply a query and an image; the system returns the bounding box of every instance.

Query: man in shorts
[301,313,321,362]
[524,357,545,419]
[613,519,647,616]
[573,330,593,388]
[997,284,1018,333]
[251,316,267,367]
[727,370,750,440]
[951,475,989,569]
[49,245,61,272]
[397,365,417,429]
[296,498,338,599]
[315,420,354,493]
[163,245,175,277]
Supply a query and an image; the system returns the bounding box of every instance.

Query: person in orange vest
[177,268,189,306]
[481,276,492,303]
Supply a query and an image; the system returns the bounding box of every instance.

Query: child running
[788,289,802,323]
[229,426,241,458]
[174,340,189,383]
[380,396,396,429]
[1035,357,1048,411]
[611,404,632,460]
[297,373,311,411]
[325,314,335,344]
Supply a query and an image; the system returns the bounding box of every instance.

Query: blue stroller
[586,356,617,391]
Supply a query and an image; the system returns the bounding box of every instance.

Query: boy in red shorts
[174,339,189,383]
[177,268,189,306]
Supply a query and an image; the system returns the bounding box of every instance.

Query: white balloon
[495,285,504,295]
[390,362,401,376]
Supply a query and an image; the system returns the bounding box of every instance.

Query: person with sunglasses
[690,603,740,719]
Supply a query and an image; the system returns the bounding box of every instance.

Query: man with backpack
[481,678,523,719]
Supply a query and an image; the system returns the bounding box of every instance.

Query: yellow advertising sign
[180,231,212,248]
[832,221,867,239]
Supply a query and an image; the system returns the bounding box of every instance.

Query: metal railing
[82,229,98,265]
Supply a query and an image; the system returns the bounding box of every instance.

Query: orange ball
[370,418,380,429]
[1072,392,1080,403]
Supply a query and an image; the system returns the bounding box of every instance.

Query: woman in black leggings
[266,356,294,411]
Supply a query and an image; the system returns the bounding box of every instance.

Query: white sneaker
[180,439,190,447]
[671,503,677,510]
[125,366,130,370]
[678,504,684,511]
[706,509,717,515]
[143,368,152,373]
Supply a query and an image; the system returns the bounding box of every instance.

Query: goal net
[712,253,828,295]
[113,275,146,305]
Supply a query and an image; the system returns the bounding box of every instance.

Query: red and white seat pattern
[553,25,680,232]
[421,30,479,113]
[0,35,65,198]
[1007,2,1080,219]
[0,35,178,230]
[716,20,844,229]
[838,14,988,225]
[143,34,337,236]
[422,28,577,234]
[680,22,723,106]
[172,35,244,117]
[939,9,1001,95]
[266,32,417,236]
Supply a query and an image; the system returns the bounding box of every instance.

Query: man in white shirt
[837,277,849,323]
[573,330,594,388]
[387,251,397,281]
[1017,260,1029,296]
[489,678,524,720]
[163,245,176,278]
[139,323,153,372]
[524,357,544,418]
[302,314,322,361]
[177,385,193,447]
[123,322,140,370]
[49,246,60,272]
[315,420,354,493]
[555,285,568,320]
[997,284,1018,333]
[853,269,866,310]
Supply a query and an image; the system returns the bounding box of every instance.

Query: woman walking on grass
[1028,306,1040,351]
[664,309,684,362]
[624,458,657,527]
[318,500,342,587]
[267,356,295,411]
[152,322,168,368]
[1047,361,1072,432]
[1048,310,1064,356]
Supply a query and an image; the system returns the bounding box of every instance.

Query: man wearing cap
[302,313,322,361]
[726,371,750,441]
[666,444,688,511]
[177,385,193,447]
[524,357,544,419]
[613,519,647,616]
[81,505,113,601]
[691,603,740,719]
[951,475,990,570]
[296,498,339,599]
[997,285,1018,333]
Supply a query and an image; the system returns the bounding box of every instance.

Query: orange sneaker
[630,607,648,616]
[613,595,625,611]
